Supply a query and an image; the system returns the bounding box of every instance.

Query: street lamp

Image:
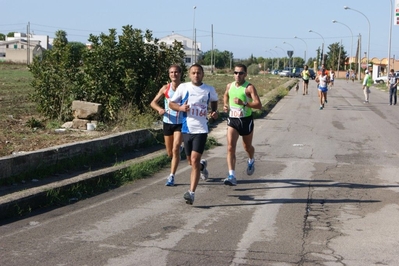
[309,29,325,66]
[275,46,286,68]
[388,0,393,76]
[283,41,295,51]
[192,6,196,64]
[283,41,295,67]
[269,49,278,57]
[294,36,308,62]
[332,20,353,70]
[344,6,370,68]
[269,49,279,69]
[265,50,274,71]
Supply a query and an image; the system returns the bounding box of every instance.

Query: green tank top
[228,81,252,118]
[302,70,310,80]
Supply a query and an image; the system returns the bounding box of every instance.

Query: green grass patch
[0,63,36,117]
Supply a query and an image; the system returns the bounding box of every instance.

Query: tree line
[198,44,349,72]
[21,26,348,123]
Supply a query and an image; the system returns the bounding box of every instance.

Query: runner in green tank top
[222,64,262,186]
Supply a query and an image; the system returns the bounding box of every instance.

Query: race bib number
[229,106,244,118]
[190,105,207,117]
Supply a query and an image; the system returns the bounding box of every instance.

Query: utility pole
[211,24,213,73]
[27,22,30,65]
[358,34,362,81]
[194,28,197,64]
[337,40,342,77]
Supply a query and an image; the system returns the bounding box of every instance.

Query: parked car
[375,76,388,84]
[278,70,290,77]
[288,67,303,78]
[374,71,399,84]
[270,69,279,75]
[308,68,316,79]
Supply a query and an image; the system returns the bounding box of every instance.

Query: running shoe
[223,175,237,186]
[200,159,208,181]
[165,175,174,186]
[183,191,194,205]
[247,160,255,175]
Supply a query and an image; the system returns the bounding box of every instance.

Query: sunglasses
[234,71,245,75]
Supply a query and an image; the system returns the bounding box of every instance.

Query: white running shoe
[200,159,208,180]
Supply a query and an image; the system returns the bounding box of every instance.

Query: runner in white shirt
[315,68,330,110]
[329,68,335,90]
[169,64,219,205]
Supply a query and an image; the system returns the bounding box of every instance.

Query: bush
[247,64,260,75]
[29,27,187,122]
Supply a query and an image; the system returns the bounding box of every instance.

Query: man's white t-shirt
[170,82,218,134]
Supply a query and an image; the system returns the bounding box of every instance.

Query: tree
[29,30,85,121]
[292,57,305,68]
[306,57,317,68]
[0,33,5,41]
[247,64,260,75]
[82,26,186,119]
[241,54,257,68]
[326,42,347,71]
[198,49,232,69]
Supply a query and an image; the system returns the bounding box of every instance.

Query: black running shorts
[227,116,254,136]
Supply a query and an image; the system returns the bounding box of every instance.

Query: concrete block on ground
[72,100,102,120]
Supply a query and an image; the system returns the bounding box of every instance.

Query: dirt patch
[0,115,117,157]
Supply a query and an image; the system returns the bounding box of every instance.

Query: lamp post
[270,49,279,69]
[309,29,325,67]
[269,48,278,57]
[332,20,353,70]
[192,6,196,64]
[265,50,274,71]
[294,36,308,63]
[283,41,295,67]
[344,6,370,69]
[388,0,393,76]
[275,46,286,68]
[283,41,295,51]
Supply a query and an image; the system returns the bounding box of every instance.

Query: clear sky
[2,0,398,61]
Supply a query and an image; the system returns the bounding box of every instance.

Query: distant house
[0,32,52,64]
[159,33,201,66]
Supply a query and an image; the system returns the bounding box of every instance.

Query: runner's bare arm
[150,85,167,115]
[223,83,231,112]
[245,85,262,109]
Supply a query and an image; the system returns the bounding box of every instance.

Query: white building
[0,32,52,63]
[159,33,201,66]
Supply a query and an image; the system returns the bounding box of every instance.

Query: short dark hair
[235,63,247,73]
[189,63,204,73]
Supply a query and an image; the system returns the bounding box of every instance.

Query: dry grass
[0,63,290,157]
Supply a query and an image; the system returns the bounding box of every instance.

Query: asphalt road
[1,78,399,265]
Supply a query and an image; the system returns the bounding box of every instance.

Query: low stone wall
[0,129,159,180]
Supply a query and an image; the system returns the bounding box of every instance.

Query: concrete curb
[0,79,297,221]
[0,149,166,220]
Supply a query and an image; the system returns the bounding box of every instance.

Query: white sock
[248,158,254,164]
[228,170,235,176]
